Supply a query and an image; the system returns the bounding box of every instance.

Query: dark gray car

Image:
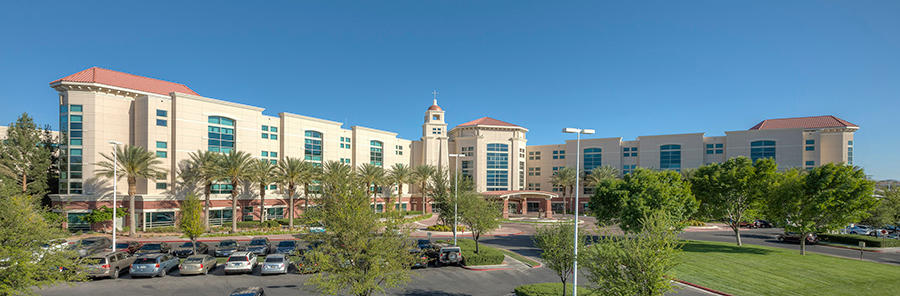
[130,253,178,278]
[246,237,270,256]
[69,237,112,257]
[215,240,240,257]
[173,241,208,258]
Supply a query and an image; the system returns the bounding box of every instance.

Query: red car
[776,232,818,244]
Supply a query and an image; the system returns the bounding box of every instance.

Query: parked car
[84,251,134,279]
[134,243,171,256]
[69,237,112,257]
[274,240,299,255]
[179,254,218,275]
[114,241,142,255]
[129,253,179,278]
[224,251,258,275]
[247,237,270,256]
[846,225,874,235]
[416,239,432,250]
[308,222,326,233]
[436,246,462,266]
[775,232,819,244]
[410,249,429,269]
[215,240,241,257]
[260,254,289,275]
[173,241,208,258]
[229,287,265,296]
[754,220,773,228]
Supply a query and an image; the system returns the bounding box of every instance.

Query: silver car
[178,254,217,275]
[260,254,288,275]
[224,251,257,275]
[129,253,178,278]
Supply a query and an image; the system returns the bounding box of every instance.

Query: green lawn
[672,240,900,296]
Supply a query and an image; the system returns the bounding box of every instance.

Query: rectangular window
[805,161,815,166]
[270,127,277,132]
[156,151,167,158]
[262,125,269,131]
[70,139,82,146]
[262,133,268,139]
[156,119,167,127]
[156,183,167,190]
[270,134,277,140]
[70,148,82,156]
[806,139,815,145]
[261,151,269,157]
[156,141,167,149]
[70,105,83,112]
[340,158,351,164]
[70,131,83,138]
[70,115,83,122]
[486,143,509,191]
[156,109,167,117]
[805,146,815,151]
[848,140,853,146]
[715,143,723,148]
[270,151,277,158]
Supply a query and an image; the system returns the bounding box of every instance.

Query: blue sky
[1,1,898,179]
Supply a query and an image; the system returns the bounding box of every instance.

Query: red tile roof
[50,67,198,96]
[457,117,521,128]
[749,115,858,130]
[428,104,443,111]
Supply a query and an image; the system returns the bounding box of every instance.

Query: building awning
[481,190,559,199]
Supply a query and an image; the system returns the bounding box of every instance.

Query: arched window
[369,140,384,166]
[750,140,776,162]
[660,144,681,170]
[304,130,323,163]
[486,143,509,191]
[584,148,602,173]
[208,116,236,153]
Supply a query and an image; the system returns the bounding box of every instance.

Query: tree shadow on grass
[712,233,773,240]
[680,241,773,255]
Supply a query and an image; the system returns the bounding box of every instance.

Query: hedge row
[514,283,592,296]
[818,234,900,248]
[426,224,466,232]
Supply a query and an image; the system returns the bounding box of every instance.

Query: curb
[817,242,894,253]
[460,264,514,271]
[675,280,733,296]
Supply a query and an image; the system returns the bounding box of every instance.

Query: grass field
[672,240,900,296]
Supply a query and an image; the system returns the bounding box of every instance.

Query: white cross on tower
[432,90,439,105]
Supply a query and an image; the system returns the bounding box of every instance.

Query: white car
[224,251,257,274]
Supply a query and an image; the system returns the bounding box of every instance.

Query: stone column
[502,197,509,219]
[521,197,528,215]
[544,198,553,218]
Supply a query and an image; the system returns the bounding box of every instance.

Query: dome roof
[428,104,442,111]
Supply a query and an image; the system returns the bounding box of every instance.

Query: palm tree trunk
[204,183,211,231]
[288,184,295,230]
[230,181,238,233]
[421,181,428,213]
[260,184,266,222]
[303,183,309,212]
[128,179,137,237]
[21,172,27,193]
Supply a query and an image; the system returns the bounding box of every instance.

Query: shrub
[144,226,178,233]
[818,234,900,248]
[685,220,706,227]
[514,283,593,296]
[426,224,466,232]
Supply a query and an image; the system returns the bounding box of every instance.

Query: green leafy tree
[178,194,205,254]
[862,187,900,227]
[690,157,776,246]
[458,191,501,253]
[304,166,415,296]
[431,170,475,226]
[187,150,223,231]
[0,195,85,295]
[589,168,697,233]
[96,145,165,236]
[388,163,413,212]
[765,164,876,255]
[412,165,436,213]
[81,206,127,225]
[551,167,577,215]
[249,159,278,222]
[533,222,588,296]
[583,211,681,296]
[219,150,253,233]
[0,113,53,197]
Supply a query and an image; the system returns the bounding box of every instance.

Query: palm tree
[249,159,278,222]
[322,160,353,194]
[358,163,386,212]
[388,163,412,212]
[299,161,320,213]
[584,165,619,189]
[278,157,304,230]
[187,150,222,230]
[550,167,577,216]
[219,150,253,233]
[413,164,436,213]
[96,145,165,236]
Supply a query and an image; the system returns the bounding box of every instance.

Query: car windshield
[133,258,157,265]
[179,242,194,247]
[250,239,266,245]
[115,243,129,248]
[184,257,204,263]
[227,256,248,262]
[277,241,295,247]
[265,257,283,263]
[141,244,161,250]
[220,241,237,247]
[80,239,101,246]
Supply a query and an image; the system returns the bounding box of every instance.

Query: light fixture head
[448,153,465,157]
[582,129,596,135]
[562,128,580,134]
[108,140,123,145]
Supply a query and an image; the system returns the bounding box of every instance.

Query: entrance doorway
[527,201,540,213]
[508,202,519,214]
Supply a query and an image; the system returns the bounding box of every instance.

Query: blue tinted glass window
[70,105,83,112]
[660,145,681,170]
[750,141,776,162]
[156,119,167,126]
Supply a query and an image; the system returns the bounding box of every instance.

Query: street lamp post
[562,127,594,296]
[448,153,464,246]
[108,140,122,252]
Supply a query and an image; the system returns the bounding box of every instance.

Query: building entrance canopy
[481,190,559,218]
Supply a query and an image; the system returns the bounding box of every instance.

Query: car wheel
[111,268,119,279]
[159,269,166,277]
[776,236,784,242]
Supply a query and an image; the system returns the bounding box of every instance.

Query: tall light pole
[448,153,464,246]
[562,127,594,296]
[108,140,122,252]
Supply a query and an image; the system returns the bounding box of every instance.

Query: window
[805,146,815,151]
[156,183,167,190]
[156,141,167,149]
[750,140,776,162]
[270,151,277,158]
[305,131,323,162]
[266,207,285,220]
[340,158,351,164]
[528,167,541,176]
[70,148,82,156]
[262,133,269,139]
[432,115,440,121]
[269,184,277,190]
[848,140,853,146]
[848,146,853,165]
[527,183,541,190]
[70,139,82,146]
[156,109,167,117]
[805,139,815,145]
[270,134,278,140]
[584,148,602,172]
[461,160,472,179]
[462,146,474,157]
[208,116,236,153]
[262,125,269,131]
[156,151,167,158]
[705,143,724,155]
[396,145,404,155]
[432,127,442,135]
[211,183,233,194]
[552,150,566,159]
[660,144,681,170]
[262,151,269,157]
[70,105,83,112]
[340,137,351,149]
[486,143,509,191]
[370,140,384,166]
[805,161,815,166]
[70,115,83,122]
[270,127,277,132]
[156,119,167,127]
[528,151,541,160]
[622,164,637,174]
[69,182,83,194]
